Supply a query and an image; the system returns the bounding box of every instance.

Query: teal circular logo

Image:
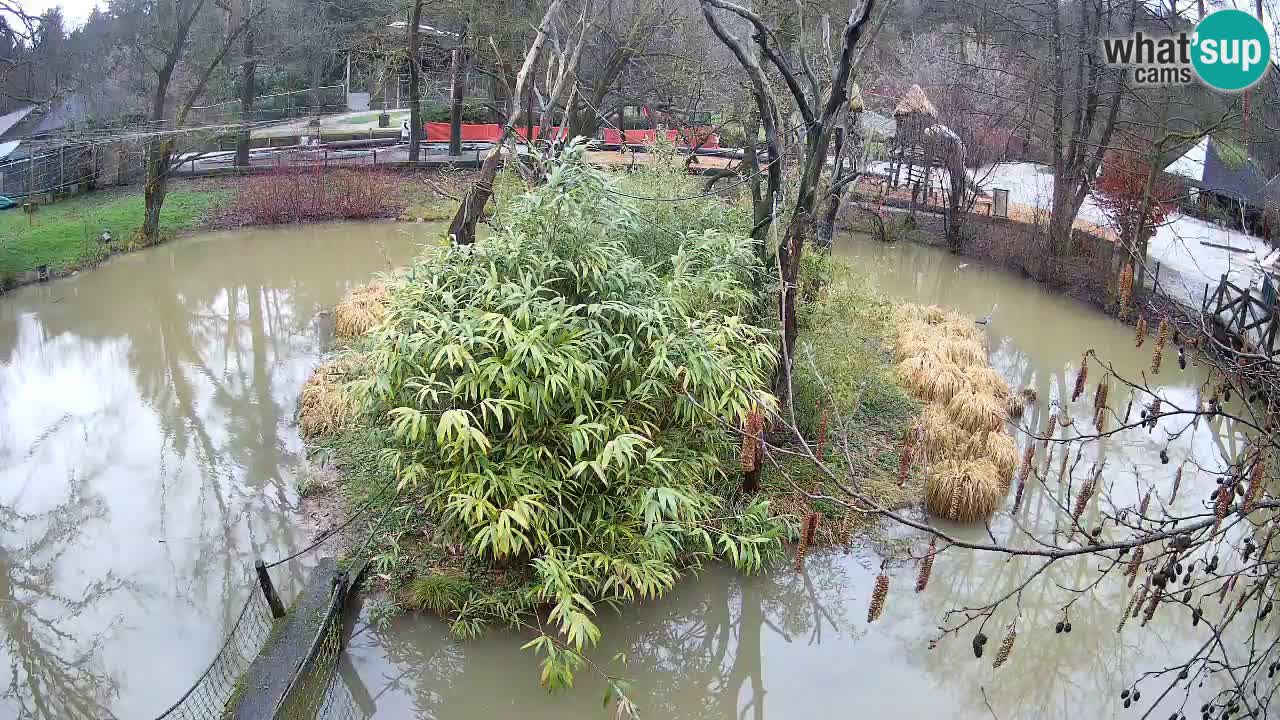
[1192,9,1271,92]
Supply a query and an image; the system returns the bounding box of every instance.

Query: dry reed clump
[334,283,389,339]
[947,390,1006,434]
[924,459,1006,522]
[299,358,357,437]
[892,303,1016,522]
[959,430,1019,483]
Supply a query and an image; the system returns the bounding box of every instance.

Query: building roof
[0,140,20,160]
[0,105,35,139]
[894,85,937,118]
[1202,138,1267,207]
[1163,136,1207,180]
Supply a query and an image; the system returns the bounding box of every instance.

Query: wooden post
[449,46,466,157]
[1203,282,1210,312]
[255,559,286,619]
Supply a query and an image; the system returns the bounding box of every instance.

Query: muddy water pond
[339,234,1254,719]
[0,226,1253,720]
[0,221,439,719]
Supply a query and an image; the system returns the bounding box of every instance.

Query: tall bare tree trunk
[449,0,564,245]
[449,46,465,156]
[407,1,423,162]
[235,2,255,168]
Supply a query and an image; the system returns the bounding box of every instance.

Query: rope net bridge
[153,484,396,720]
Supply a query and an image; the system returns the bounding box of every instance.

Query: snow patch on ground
[974,162,1273,306]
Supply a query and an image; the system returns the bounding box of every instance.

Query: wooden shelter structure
[887,84,939,201]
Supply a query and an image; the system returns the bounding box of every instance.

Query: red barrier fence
[602,128,720,149]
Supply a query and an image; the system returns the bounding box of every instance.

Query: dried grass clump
[334,283,389,339]
[897,357,968,403]
[892,303,1016,522]
[965,366,1012,399]
[959,430,1018,484]
[924,459,1006,522]
[917,405,968,460]
[947,390,1006,433]
[299,359,356,437]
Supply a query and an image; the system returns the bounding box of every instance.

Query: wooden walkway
[1203,274,1280,357]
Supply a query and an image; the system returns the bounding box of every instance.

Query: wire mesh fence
[189,86,350,126]
[153,584,277,720]
[0,139,147,202]
[275,613,367,720]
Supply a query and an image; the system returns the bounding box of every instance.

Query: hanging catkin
[1072,476,1095,523]
[1119,263,1135,315]
[1214,482,1232,533]
[916,537,936,593]
[1126,546,1145,586]
[946,477,962,520]
[741,408,763,471]
[1171,463,1184,502]
[1131,575,1150,618]
[1140,588,1162,627]
[795,512,819,571]
[1151,319,1170,374]
[1043,414,1057,449]
[1093,378,1110,416]
[1244,457,1265,513]
[992,625,1017,669]
[868,573,889,622]
[1135,317,1148,347]
[1138,491,1151,516]
[1072,353,1089,402]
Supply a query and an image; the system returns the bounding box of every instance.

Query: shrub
[349,141,784,686]
[231,166,396,225]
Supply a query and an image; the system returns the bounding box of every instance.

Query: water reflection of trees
[0,228,413,716]
[0,473,124,719]
[359,554,858,720]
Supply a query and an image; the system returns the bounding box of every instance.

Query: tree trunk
[946,157,965,252]
[235,6,255,168]
[448,0,564,246]
[142,139,172,243]
[449,46,466,156]
[408,1,423,162]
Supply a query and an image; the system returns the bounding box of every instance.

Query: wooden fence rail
[1203,274,1280,357]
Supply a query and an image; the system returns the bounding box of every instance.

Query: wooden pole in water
[255,559,286,618]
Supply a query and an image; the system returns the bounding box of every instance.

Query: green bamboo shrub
[609,136,753,272]
[352,141,784,687]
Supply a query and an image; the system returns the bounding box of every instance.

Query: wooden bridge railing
[1203,274,1280,357]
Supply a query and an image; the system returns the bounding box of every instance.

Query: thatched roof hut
[894,84,938,118]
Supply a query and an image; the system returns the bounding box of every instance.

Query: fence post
[1203,282,1210,312]
[255,560,286,619]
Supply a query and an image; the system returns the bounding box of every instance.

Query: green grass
[332,109,411,126]
[0,187,231,277]
[763,259,923,541]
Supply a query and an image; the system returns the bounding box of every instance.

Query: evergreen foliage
[350,141,786,687]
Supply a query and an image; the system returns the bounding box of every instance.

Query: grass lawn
[0,187,231,277]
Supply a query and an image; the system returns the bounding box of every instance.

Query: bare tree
[112,0,259,242]
[698,0,880,469]
[448,0,594,245]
